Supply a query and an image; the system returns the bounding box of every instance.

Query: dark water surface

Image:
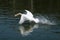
[0,9,60,40]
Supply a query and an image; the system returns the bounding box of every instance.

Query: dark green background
[0,0,60,13]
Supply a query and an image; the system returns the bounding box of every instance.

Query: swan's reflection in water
[18,24,39,36]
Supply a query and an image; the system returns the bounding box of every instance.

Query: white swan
[15,10,39,24]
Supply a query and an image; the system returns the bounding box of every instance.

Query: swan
[15,10,39,24]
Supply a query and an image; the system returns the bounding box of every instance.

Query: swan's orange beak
[15,13,21,17]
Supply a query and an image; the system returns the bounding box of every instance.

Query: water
[0,9,60,40]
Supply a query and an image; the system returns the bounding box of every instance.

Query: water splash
[34,14,56,25]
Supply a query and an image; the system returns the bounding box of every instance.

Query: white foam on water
[34,14,56,25]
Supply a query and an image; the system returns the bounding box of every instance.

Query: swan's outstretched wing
[25,10,33,17]
[19,16,25,24]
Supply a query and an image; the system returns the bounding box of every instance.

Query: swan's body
[15,10,39,24]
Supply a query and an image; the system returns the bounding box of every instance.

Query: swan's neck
[15,13,22,16]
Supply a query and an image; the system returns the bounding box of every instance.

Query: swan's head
[15,13,22,17]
